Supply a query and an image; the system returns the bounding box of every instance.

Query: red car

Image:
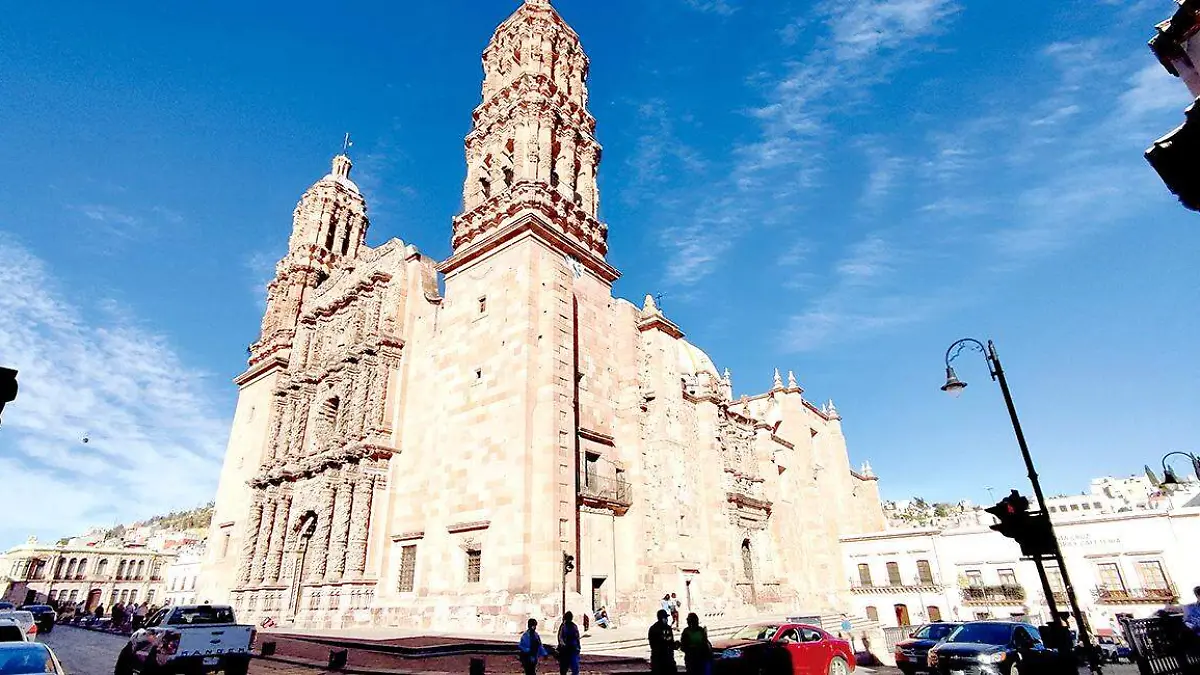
[711,622,856,675]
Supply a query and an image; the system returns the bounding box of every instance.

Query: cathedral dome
[678,339,719,377]
[316,154,361,195]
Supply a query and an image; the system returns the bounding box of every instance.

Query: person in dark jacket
[649,609,678,674]
[679,613,712,675]
[519,618,549,675]
[556,612,581,675]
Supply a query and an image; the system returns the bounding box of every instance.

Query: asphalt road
[39,627,311,675]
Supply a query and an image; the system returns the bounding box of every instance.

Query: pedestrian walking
[111,603,125,631]
[649,609,678,675]
[679,613,712,675]
[518,618,549,675]
[556,612,581,675]
[132,602,148,631]
[670,593,681,629]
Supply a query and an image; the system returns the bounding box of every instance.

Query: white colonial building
[163,548,205,607]
[842,505,1200,637]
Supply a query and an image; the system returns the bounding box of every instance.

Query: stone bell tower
[251,154,370,367]
[444,0,610,279]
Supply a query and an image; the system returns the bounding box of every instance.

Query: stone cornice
[636,313,684,339]
[470,73,597,137]
[391,531,425,542]
[449,183,609,263]
[302,270,394,322]
[578,428,615,446]
[250,441,396,488]
[447,520,491,534]
[235,354,289,386]
[726,492,773,516]
[442,209,618,283]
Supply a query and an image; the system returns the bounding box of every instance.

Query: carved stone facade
[199,0,884,632]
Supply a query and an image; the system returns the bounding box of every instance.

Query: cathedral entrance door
[287,513,317,620]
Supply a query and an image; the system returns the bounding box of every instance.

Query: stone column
[345,477,374,578]
[236,497,265,586]
[325,477,353,581]
[308,480,336,581]
[266,493,292,584]
[264,399,286,463]
[252,495,278,584]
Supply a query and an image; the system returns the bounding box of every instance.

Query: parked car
[1095,635,1131,663]
[0,641,67,674]
[0,617,29,643]
[895,622,963,675]
[0,604,13,612]
[115,604,255,675]
[16,607,55,636]
[0,613,36,642]
[928,621,1057,675]
[711,622,856,675]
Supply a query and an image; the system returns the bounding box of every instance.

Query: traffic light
[563,553,575,575]
[0,367,16,427]
[984,490,1056,557]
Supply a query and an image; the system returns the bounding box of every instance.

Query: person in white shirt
[1184,586,1200,634]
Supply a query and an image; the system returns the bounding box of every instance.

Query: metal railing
[961,584,1026,604]
[850,575,945,592]
[1095,585,1179,604]
[580,475,633,509]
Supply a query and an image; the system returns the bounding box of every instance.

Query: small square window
[475,368,483,381]
[466,549,482,584]
[479,296,487,314]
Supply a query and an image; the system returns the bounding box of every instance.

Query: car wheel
[224,657,250,675]
[828,656,849,675]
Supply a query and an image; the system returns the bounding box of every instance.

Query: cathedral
[200,0,885,632]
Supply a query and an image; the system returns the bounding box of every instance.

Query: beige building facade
[200,0,883,632]
[842,507,1200,636]
[2,540,174,611]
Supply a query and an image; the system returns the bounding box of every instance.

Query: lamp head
[1162,466,1182,487]
[941,366,968,398]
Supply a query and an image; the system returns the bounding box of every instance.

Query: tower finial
[341,132,353,156]
[773,368,783,390]
[787,370,798,389]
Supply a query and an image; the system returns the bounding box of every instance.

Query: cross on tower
[341,133,353,155]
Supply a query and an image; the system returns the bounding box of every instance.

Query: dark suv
[895,622,963,674]
[19,605,56,634]
[928,622,1056,675]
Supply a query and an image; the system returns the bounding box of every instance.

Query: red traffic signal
[0,367,16,426]
[984,490,1055,557]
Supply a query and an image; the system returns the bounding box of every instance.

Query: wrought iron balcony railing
[850,575,945,593]
[1093,585,1179,604]
[580,475,633,514]
[961,584,1026,604]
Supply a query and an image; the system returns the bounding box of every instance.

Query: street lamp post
[942,338,1099,672]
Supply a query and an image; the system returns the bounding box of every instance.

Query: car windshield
[947,624,1013,646]
[732,625,779,641]
[166,606,235,625]
[0,645,55,674]
[0,625,25,643]
[916,624,957,641]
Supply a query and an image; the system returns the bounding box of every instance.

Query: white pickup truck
[114,604,255,675]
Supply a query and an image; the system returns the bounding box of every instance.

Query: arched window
[54,558,66,579]
[894,604,912,626]
[741,539,754,582]
[480,176,492,199]
[117,560,127,580]
[865,606,879,622]
[97,559,108,577]
[136,560,146,580]
[76,558,88,579]
[927,606,942,622]
[65,559,78,579]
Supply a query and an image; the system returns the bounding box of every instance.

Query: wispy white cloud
[0,235,229,548]
[625,98,707,207]
[682,0,737,16]
[76,204,142,230]
[658,0,961,287]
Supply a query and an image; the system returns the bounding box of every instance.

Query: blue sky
[1,0,1197,549]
